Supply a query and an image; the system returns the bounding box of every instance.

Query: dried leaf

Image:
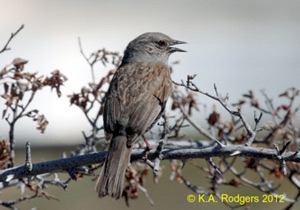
[207,111,220,126]
[228,178,240,187]
[270,166,284,179]
[0,67,7,77]
[243,90,254,99]
[2,109,7,119]
[0,139,11,169]
[3,82,9,94]
[12,57,28,71]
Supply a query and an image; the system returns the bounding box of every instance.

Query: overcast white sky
[1,0,300,146]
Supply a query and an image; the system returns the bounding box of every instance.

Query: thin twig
[0,24,24,54]
[78,37,95,83]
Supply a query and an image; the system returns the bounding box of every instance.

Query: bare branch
[0,24,24,54]
[78,37,95,83]
[1,140,300,183]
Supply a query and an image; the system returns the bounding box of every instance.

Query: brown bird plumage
[96,32,186,199]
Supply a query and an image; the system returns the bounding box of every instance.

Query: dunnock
[96,32,186,199]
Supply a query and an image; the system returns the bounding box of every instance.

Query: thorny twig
[171,86,224,147]
[68,41,122,153]
[173,76,258,138]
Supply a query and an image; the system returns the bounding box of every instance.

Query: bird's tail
[96,135,131,199]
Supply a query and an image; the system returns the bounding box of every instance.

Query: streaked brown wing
[103,62,172,145]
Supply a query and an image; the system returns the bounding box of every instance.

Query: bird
[96,32,186,199]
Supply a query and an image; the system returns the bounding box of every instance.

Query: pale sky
[1,0,300,146]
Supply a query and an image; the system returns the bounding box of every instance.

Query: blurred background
[1,0,300,209]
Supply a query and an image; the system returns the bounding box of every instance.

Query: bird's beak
[168,40,187,53]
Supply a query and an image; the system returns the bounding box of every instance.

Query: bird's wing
[103,63,172,146]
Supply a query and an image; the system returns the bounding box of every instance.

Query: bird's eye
[156,40,166,47]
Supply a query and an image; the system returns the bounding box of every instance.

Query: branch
[1,140,300,182]
[173,77,264,146]
[78,37,95,83]
[0,24,24,54]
